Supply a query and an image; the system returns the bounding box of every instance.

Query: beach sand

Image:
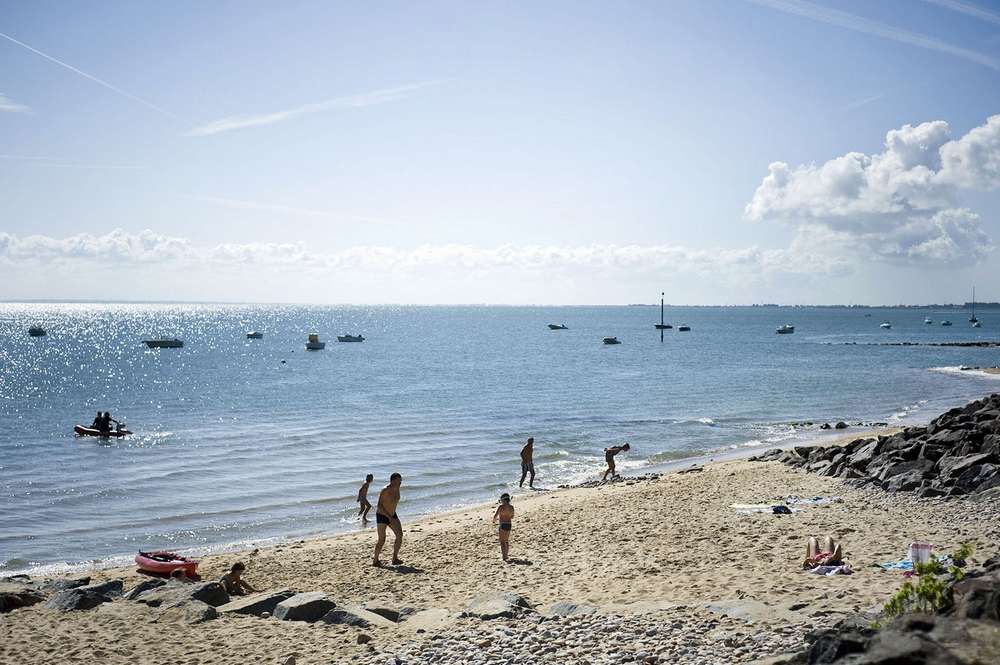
[3,436,999,664]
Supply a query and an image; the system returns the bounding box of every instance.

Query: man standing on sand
[519,437,535,488]
[373,472,403,567]
[602,442,630,481]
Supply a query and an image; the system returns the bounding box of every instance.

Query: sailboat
[970,287,980,325]
[654,292,672,329]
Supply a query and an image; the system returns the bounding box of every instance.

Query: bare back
[520,443,533,463]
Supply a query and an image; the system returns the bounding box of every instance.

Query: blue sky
[2,0,1000,303]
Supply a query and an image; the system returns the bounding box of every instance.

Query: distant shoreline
[2,300,998,309]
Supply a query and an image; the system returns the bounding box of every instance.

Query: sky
[2,0,1000,305]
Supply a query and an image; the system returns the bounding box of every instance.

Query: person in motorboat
[219,561,258,596]
[519,438,535,489]
[602,443,630,481]
[357,473,374,522]
[98,412,119,436]
[90,411,103,429]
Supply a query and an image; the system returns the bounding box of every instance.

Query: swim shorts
[376,512,398,525]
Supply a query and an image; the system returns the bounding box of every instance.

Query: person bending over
[372,473,404,567]
[602,442,630,481]
[219,562,258,595]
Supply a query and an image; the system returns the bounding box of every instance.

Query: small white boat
[879,321,892,329]
[973,321,982,328]
[547,324,568,330]
[305,333,325,350]
[677,325,691,332]
[775,324,794,334]
[924,317,933,325]
[941,320,953,327]
[28,326,46,337]
[337,334,365,343]
[144,338,183,348]
[246,331,263,339]
[602,336,621,345]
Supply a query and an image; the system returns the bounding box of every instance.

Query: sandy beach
[3,429,999,665]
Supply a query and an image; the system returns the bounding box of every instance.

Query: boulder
[918,443,949,462]
[876,459,932,483]
[360,604,419,623]
[937,453,995,478]
[217,589,294,617]
[847,440,879,469]
[464,592,533,620]
[954,463,1000,493]
[39,577,91,592]
[885,471,925,493]
[273,591,335,622]
[124,578,166,600]
[547,600,599,617]
[925,429,967,447]
[0,584,46,613]
[133,581,229,608]
[321,605,395,629]
[834,421,848,429]
[45,579,123,612]
[948,572,1000,621]
[158,599,218,624]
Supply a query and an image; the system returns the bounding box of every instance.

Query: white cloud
[922,0,1000,27]
[185,82,438,137]
[0,93,29,113]
[0,229,851,280]
[745,115,999,265]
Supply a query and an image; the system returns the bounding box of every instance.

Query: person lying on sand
[492,493,515,562]
[219,562,258,595]
[519,438,535,488]
[602,442,630,481]
[373,473,404,567]
[803,536,844,569]
[358,473,374,521]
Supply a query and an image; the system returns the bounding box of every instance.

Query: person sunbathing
[219,562,258,595]
[803,535,843,568]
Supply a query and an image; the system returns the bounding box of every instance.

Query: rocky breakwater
[752,395,1000,498]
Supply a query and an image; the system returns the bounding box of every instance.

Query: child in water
[492,493,515,562]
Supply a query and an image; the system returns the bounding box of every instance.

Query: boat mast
[660,292,665,326]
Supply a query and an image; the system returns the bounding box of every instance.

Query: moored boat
[677,325,691,332]
[775,324,794,334]
[602,336,621,345]
[924,317,933,324]
[144,338,183,348]
[880,321,892,329]
[28,325,47,337]
[306,333,325,350]
[547,324,568,330]
[135,551,199,576]
[941,320,953,327]
[74,424,132,438]
[246,331,263,339]
[337,334,365,342]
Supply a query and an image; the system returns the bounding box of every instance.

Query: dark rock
[217,590,294,617]
[124,578,166,600]
[751,448,785,462]
[158,599,218,624]
[356,633,372,645]
[133,581,229,608]
[273,591,335,622]
[819,423,831,430]
[363,605,403,622]
[847,440,879,469]
[925,429,967,446]
[918,443,950,462]
[0,585,46,613]
[902,426,927,440]
[39,577,91,592]
[954,463,1000,493]
[948,572,1000,621]
[806,628,871,663]
[464,592,533,620]
[835,421,848,429]
[547,600,599,617]
[876,459,932,483]
[915,485,947,498]
[937,453,995,478]
[885,470,925,493]
[45,579,123,611]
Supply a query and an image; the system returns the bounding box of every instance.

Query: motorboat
[305,333,325,350]
[941,320,953,327]
[924,317,933,324]
[602,336,622,345]
[337,334,365,343]
[135,551,199,577]
[28,325,46,337]
[74,424,132,438]
[246,331,263,339]
[879,321,892,329]
[144,338,183,348]
[547,324,569,330]
[775,324,795,334]
[677,325,691,332]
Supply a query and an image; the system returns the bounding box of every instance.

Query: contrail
[0,30,177,119]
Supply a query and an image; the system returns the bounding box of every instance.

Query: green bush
[878,543,974,623]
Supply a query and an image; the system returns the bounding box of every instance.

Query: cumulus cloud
[745,115,999,265]
[0,229,850,279]
[0,93,29,113]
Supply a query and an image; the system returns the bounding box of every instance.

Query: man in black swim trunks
[373,472,403,567]
[602,442,630,481]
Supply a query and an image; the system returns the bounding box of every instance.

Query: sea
[2,303,999,576]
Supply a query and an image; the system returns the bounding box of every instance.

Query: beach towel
[877,555,951,571]
[731,503,801,514]
[785,496,842,506]
[807,564,852,576]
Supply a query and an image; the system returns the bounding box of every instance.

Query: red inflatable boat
[74,425,132,438]
[135,551,199,576]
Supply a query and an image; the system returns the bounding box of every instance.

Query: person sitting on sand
[372,473,404,567]
[358,473,374,521]
[803,536,844,569]
[219,562,258,595]
[602,442,630,481]
[519,438,536,488]
[492,493,515,562]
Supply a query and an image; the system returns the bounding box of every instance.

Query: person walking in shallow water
[357,474,373,522]
[372,473,403,567]
[519,437,535,488]
[492,493,515,562]
[602,442,630,481]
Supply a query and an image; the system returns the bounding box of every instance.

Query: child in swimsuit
[492,493,515,562]
[357,474,373,521]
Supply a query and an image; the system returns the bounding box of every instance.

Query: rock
[955,463,1000,493]
[819,423,831,430]
[124,578,166,600]
[321,605,395,628]
[217,590,294,617]
[39,577,91,592]
[847,440,879,469]
[547,600,600,617]
[133,581,229,608]
[464,592,533,620]
[885,470,925,493]
[937,453,996,478]
[361,604,410,622]
[158,599,218,624]
[948,572,1000,621]
[44,579,123,612]
[925,429,967,447]
[834,422,848,430]
[0,585,46,613]
[357,633,372,645]
[273,591,335,622]
[750,449,785,462]
[806,627,871,663]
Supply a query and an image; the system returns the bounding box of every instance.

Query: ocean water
[2,303,999,575]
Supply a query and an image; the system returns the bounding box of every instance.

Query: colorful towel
[807,564,853,576]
